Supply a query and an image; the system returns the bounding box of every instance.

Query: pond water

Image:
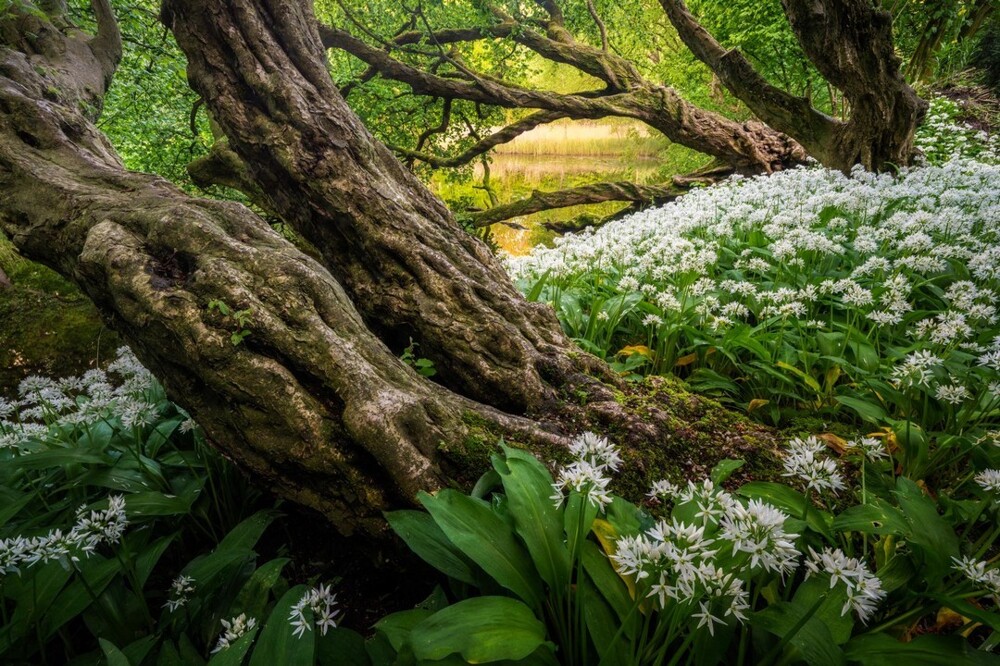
[431,153,666,255]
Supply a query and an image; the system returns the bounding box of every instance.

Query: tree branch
[469,180,686,226]
[391,109,569,168]
[88,0,123,86]
[659,0,836,148]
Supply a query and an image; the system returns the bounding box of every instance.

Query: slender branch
[88,0,123,84]
[391,110,569,168]
[469,181,686,226]
[586,0,609,52]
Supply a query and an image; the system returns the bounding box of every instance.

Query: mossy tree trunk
[0,1,777,535]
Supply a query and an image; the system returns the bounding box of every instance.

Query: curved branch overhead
[660,0,926,170]
[468,180,687,226]
[317,23,805,173]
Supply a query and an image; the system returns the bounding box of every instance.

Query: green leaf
[752,601,845,666]
[208,626,260,666]
[235,558,291,620]
[710,459,745,484]
[844,633,1000,665]
[248,585,313,666]
[579,571,627,666]
[124,490,194,518]
[565,492,600,563]
[375,608,434,652]
[7,448,108,470]
[409,597,548,663]
[419,490,544,608]
[834,396,887,423]
[317,628,371,666]
[737,482,834,540]
[100,638,133,666]
[496,447,571,591]
[385,510,477,586]
[218,511,279,551]
[892,477,958,580]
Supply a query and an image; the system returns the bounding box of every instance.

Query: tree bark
[661,0,927,172]
[0,2,779,536]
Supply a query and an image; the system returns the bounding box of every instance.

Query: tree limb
[659,0,836,149]
[391,109,570,168]
[88,0,123,86]
[469,180,686,226]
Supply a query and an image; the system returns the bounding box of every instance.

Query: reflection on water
[431,153,666,256]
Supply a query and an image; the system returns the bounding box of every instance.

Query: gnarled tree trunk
[0,1,777,536]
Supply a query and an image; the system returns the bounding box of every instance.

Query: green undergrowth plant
[508,106,1000,438]
[0,349,358,665]
[371,432,1000,665]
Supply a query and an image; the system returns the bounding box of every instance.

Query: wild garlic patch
[510,144,1000,433]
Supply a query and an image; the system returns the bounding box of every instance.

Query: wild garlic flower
[164,574,196,612]
[551,461,613,509]
[211,613,257,653]
[718,499,799,575]
[975,469,1000,495]
[781,436,846,495]
[647,479,679,502]
[935,383,971,405]
[890,350,941,389]
[289,584,341,638]
[953,556,1000,603]
[852,437,887,461]
[567,432,622,471]
[805,547,886,622]
[551,434,620,508]
[68,496,129,558]
[0,495,128,576]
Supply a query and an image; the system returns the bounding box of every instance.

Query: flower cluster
[953,556,1000,604]
[805,547,886,622]
[781,436,846,495]
[0,495,128,575]
[613,477,805,635]
[289,584,341,638]
[211,613,258,653]
[164,574,196,612]
[551,432,620,509]
[507,140,1000,433]
[1,347,160,452]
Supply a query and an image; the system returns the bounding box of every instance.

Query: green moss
[0,258,120,393]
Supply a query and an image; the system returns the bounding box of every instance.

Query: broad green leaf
[737,482,834,540]
[235,558,291,621]
[248,585,313,666]
[317,628,371,666]
[375,608,434,652]
[419,490,544,608]
[385,510,477,586]
[100,638,133,666]
[496,447,570,591]
[565,492,600,564]
[207,625,259,666]
[710,459,745,484]
[752,601,846,666]
[844,633,1000,665]
[409,597,548,663]
[579,571,627,666]
[892,477,958,580]
[834,396,887,423]
[218,511,279,551]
